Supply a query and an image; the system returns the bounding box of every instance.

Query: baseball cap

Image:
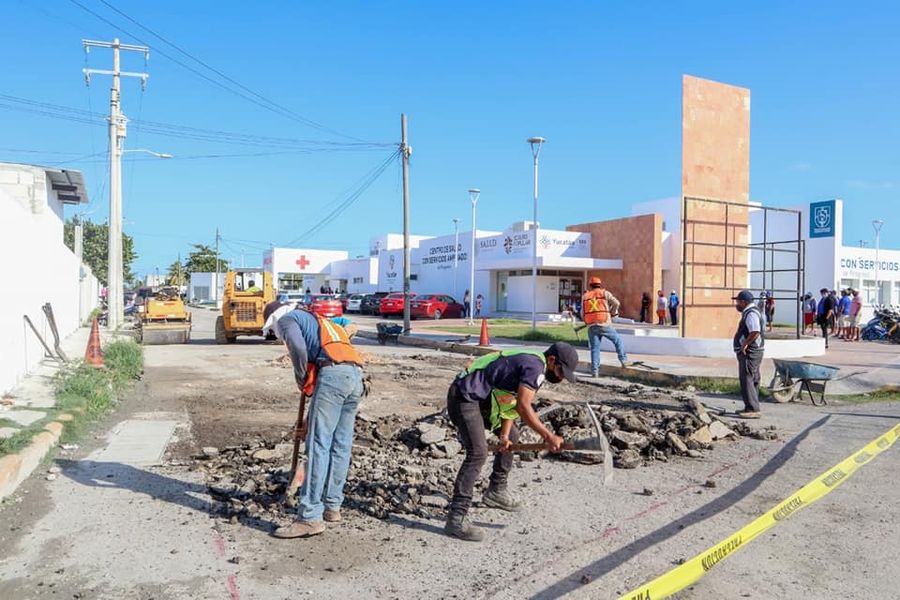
[732,290,754,303]
[263,303,293,340]
[545,342,579,383]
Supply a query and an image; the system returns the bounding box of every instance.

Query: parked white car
[346,294,364,313]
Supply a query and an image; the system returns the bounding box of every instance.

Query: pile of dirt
[196,392,773,522]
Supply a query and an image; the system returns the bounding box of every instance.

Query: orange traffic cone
[478,318,490,346]
[84,318,104,368]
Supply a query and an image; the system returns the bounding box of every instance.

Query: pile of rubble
[196,394,775,522]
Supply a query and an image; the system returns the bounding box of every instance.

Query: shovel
[285,392,307,500]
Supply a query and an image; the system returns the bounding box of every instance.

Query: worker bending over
[445,342,579,541]
[270,306,365,539]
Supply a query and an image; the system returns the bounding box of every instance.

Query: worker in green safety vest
[444,342,580,542]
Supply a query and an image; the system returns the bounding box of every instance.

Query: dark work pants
[820,320,830,347]
[737,350,763,412]
[669,306,678,326]
[446,384,519,514]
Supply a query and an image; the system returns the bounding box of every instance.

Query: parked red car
[410,294,465,320]
[302,294,344,317]
[379,292,416,317]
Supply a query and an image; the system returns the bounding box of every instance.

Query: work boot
[591,369,599,378]
[272,519,326,539]
[444,510,484,542]
[323,509,342,523]
[481,483,523,512]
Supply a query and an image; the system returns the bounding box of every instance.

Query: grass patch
[834,389,900,404]
[0,339,143,457]
[441,319,588,346]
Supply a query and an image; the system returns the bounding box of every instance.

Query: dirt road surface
[1,308,898,599]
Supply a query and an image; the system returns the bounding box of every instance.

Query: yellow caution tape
[619,422,900,600]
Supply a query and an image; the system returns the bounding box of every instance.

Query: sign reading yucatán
[809,200,836,238]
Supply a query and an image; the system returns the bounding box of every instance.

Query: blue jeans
[299,363,363,522]
[588,324,627,371]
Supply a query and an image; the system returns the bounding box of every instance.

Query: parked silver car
[346,294,364,313]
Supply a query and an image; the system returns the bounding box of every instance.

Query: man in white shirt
[732,290,764,419]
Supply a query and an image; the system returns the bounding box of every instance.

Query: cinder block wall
[681,75,751,339]
[568,214,662,320]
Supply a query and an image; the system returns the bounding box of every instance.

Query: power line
[282,149,400,247]
[66,0,369,142]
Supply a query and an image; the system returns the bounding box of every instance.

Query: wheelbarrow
[376,322,403,345]
[769,359,840,406]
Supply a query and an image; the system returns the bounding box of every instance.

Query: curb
[357,330,698,388]
[0,414,73,501]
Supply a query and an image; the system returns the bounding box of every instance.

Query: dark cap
[732,290,754,303]
[545,342,579,383]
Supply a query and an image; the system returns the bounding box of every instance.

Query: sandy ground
[0,308,898,599]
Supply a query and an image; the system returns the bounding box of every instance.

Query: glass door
[497,272,509,312]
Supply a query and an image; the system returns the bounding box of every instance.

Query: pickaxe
[285,392,307,500]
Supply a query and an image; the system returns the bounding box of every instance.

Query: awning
[46,168,89,205]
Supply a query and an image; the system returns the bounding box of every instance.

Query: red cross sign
[296,255,311,270]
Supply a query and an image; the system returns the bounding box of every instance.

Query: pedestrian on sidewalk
[668,290,680,327]
[656,290,667,325]
[581,277,630,375]
[764,292,775,332]
[475,294,483,318]
[802,292,816,335]
[847,288,863,342]
[837,289,851,339]
[444,343,576,542]
[816,288,835,349]
[639,292,650,323]
[270,307,366,540]
[732,290,764,419]
[463,289,471,319]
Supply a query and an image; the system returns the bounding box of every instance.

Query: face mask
[545,364,563,384]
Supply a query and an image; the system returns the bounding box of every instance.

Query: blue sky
[2,1,897,277]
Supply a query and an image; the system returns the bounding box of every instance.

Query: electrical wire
[67,0,370,143]
[282,149,400,247]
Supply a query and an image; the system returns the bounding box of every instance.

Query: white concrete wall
[506,276,559,313]
[328,257,379,294]
[0,164,100,393]
[188,272,222,302]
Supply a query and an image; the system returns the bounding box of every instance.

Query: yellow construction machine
[215,270,275,344]
[137,286,192,344]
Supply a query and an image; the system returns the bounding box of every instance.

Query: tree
[166,259,186,287]
[64,217,137,286]
[183,243,229,273]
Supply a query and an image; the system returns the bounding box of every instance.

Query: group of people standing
[802,288,863,348]
[639,290,680,326]
[461,289,483,319]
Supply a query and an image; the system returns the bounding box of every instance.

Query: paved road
[0,308,898,599]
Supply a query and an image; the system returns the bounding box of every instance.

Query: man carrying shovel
[265,305,365,539]
[444,342,579,542]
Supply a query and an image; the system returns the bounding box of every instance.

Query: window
[862,280,877,304]
[894,283,900,306]
[840,278,856,291]
[352,277,364,284]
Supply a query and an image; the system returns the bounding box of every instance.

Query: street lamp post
[873,219,884,305]
[527,137,545,331]
[452,218,461,299]
[468,189,480,326]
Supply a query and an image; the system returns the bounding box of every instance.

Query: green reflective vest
[457,349,546,431]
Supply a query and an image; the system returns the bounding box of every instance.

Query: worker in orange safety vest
[581,277,631,376]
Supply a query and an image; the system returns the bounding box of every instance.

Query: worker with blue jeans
[581,277,629,376]
[271,308,365,539]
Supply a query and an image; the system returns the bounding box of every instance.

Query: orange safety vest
[582,289,611,325]
[302,315,364,396]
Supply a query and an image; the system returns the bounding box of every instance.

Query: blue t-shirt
[455,354,546,403]
[839,296,851,315]
[278,309,324,386]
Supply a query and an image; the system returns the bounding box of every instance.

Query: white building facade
[750,199,899,324]
[0,163,99,392]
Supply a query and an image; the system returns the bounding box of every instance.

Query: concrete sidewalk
[350,316,898,395]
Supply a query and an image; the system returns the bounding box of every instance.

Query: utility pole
[75,221,84,322]
[873,219,884,305]
[215,227,221,303]
[83,38,149,331]
[468,189,480,326]
[401,114,412,333]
